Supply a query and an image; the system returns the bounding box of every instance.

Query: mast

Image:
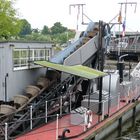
[69,4,86,30]
[118,1,137,36]
[69,4,93,30]
[117,1,137,60]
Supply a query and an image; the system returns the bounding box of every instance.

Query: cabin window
[13,48,50,70]
[13,49,28,68]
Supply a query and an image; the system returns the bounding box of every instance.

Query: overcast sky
[15,0,140,32]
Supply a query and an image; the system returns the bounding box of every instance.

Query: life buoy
[85,110,92,128]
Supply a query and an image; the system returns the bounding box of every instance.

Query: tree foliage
[23,30,75,44]
[0,0,75,43]
[23,33,52,42]
[41,25,50,35]
[0,1,75,44]
[0,0,20,39]
[32,28,39,33]
[19,19,31,36]
[51,22,67,35]
[23,22,75,44]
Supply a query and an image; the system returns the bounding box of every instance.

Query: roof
[0,40,54,44]
[114,31,140,36]
[34,61,107,80]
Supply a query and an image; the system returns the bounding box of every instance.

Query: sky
[15,0,140,32]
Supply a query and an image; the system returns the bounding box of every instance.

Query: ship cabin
[0,41,54,101]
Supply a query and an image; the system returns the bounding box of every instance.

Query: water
[116,120,140,140]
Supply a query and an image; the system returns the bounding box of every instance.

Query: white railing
[3,80,140,139]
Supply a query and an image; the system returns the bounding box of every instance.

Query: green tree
[51,30,75,44]
[19,19,31,36]
[51,22,67,35]
[41,25,50,35]
[32,28,39,33]
[57,33,68,43]
[0,0,20,39]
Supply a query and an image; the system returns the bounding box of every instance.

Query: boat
[1,3,140,140]
[0,20,138,140]
[107,32,140,61]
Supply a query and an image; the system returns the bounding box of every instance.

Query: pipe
[98,77,103,115]
[28,46,31,69]
[108,74,111,116]
[87,80,92,110]
[5,73,8,102]
[98,20,104,115]
[117,62,124,83]
[119,54,129,62]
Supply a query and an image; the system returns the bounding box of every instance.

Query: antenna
[118,1,137,62]
[69,4,93,30]
[109,1,137,29]
[69,4,85,30]
[118,1,137,28]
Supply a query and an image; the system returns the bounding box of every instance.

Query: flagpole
[118,1,137,37]
[118,4,122,61]
[118,0,137,54]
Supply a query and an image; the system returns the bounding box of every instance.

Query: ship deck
[15,99,135,140]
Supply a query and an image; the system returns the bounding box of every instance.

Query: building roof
[0,41,54,49]
[34,61,107,79]
[112,31,140,36]
[0,40,54,44]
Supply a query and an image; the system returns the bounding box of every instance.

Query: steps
[70,106,87,125]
